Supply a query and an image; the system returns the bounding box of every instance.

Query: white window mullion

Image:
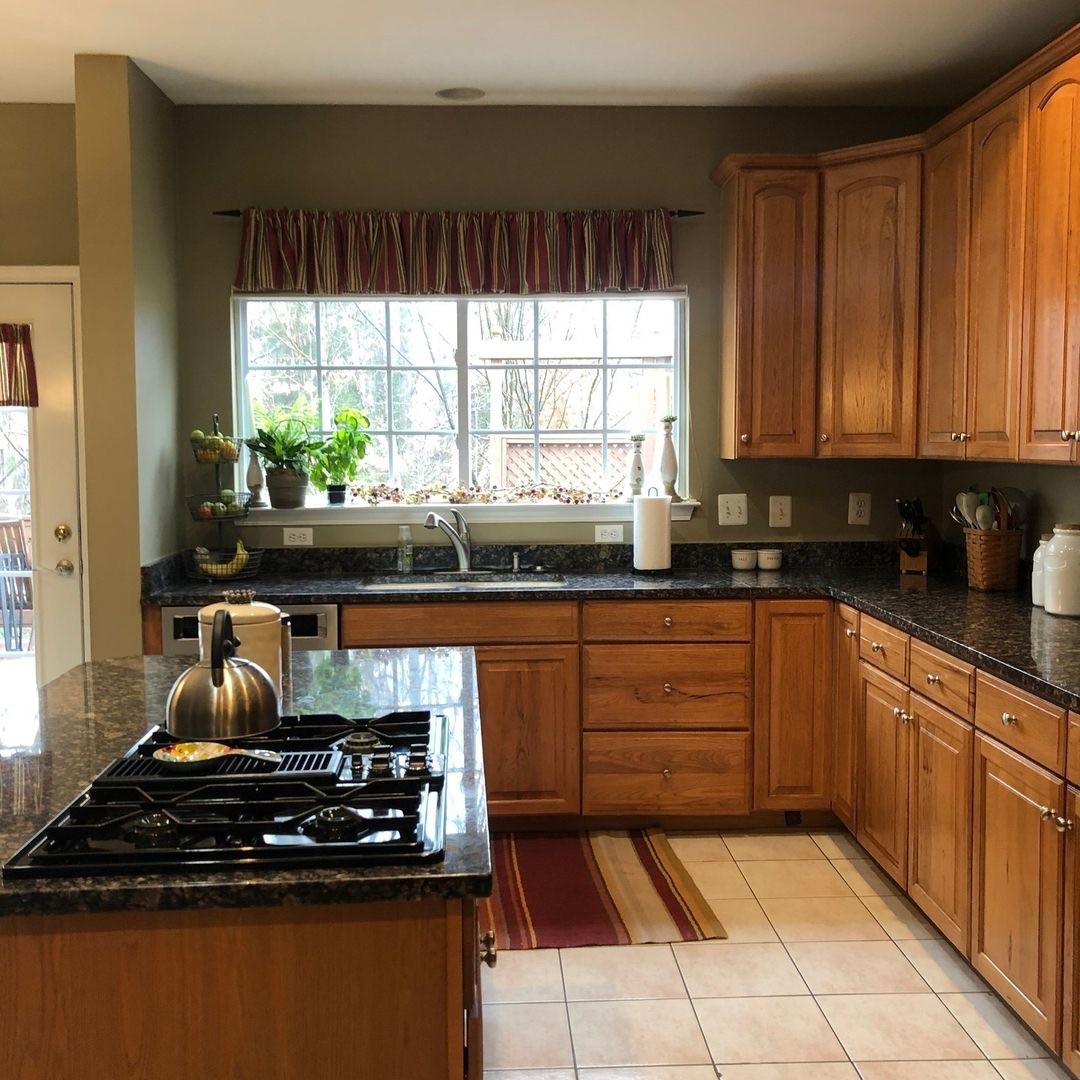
[601,300,609,482]
[455,300,469,486]
[532,300,540,484]
[384,301,395,484]
[313,301,325,432]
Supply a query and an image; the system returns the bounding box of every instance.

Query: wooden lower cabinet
[753,600,832,810]
[583,731,751,815]
[1063,787,1080,1075]
[474,645,580,816]
[832,604,860,830]
[907,693,973,952]
[857,662,910,887]
[972,733,1065,1050]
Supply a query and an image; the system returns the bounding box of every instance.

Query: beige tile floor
[482,830,1073,1080]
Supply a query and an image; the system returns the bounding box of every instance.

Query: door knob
[54,523,72,542]
[55,559,75,576]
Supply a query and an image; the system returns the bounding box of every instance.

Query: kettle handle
[210,609,237,688]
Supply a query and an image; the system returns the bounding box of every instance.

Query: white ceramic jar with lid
[1043,525,1080,616]
[198,590,283,696]
[1031,533,1053,608]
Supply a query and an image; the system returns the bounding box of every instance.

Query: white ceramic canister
[1043,525,1080,617]
[198,596,283,696]
[1031,533,1053,608]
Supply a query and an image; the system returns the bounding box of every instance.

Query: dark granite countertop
[0,648,490,918]
[146,566,1080,709]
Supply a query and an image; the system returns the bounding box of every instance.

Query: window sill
[236,500,700,527]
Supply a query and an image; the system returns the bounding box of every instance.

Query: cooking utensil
[975,504,996,530]
[957,492,980,528]
[998,487,1029,527]
[989,488,1012,530]
[165,609,280,739]
[152,742,283,773]
[949,506,969,528]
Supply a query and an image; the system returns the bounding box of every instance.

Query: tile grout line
[669,939,723,1077]
[555,947,580,1079]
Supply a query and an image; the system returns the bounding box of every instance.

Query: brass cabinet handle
[871,641,884,653]
[662,768,673,780]
[1056,816,1074,834]
[740,433,750,444]
[479,930,498,968]
[844,627,857,639]
[926,673,941,686]
[819,433,830,443]
[1001,712,1018,727]
[1040,805,1056,822]
[663,617,673,627]
[958,432,970,442]
[892,706,911,724]
[1062,431,1077,442]
[663,683,673,694]
[950,432,960,441]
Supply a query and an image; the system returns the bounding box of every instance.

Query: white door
[0,281,84,734]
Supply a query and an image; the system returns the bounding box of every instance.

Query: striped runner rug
[480,828,726,949]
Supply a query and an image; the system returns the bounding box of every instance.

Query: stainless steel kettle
[165,609,280,739]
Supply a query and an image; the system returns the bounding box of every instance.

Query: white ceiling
[1,0,1076,107]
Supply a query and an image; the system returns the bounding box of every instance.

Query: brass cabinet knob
[662,768,673,780]
[479,930,498,968]
[740,433,750,444]
[663,683,673,694]
[663,617,673,627]
[871,641,883,653]
[892,706,902,719]
[844,627,856,638]
[1001,712,1018,727]
[950,432,961,442]
[1040,805,1056,822]
[1062,431,1077,442]
[1056,816,1074,834]
[819,433,830,443]
[926,673,941,685]
[958,432,970,442]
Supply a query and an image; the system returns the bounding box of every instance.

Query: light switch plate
[284,527,313,546]
[718,494,748,526]
[848,492,872,526]
[769,495,792,528]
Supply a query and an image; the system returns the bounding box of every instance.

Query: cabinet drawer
[910,640,975,722]
[340,601,578,646]
[975,672,1066,774]
[583,645,751,730]
[859,614,910,681]
[583,732,751,814]
[582,600,752,642]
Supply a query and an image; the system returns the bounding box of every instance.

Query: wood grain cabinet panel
[909,639,975,722]
[718,168,819,458]
[857,662,911,887]
[907,694,974,952]
[818,152,920,457]
[919,127,972,458]
[859,614,910,682]
[582,600,752,642]
[1069,713,1080,786]
[975,671,1066,775]
[753,600,832,810]
[583,731,751,815]
[966,89,1028,460]
[972,734,1064,1049]
[340,601,578,646]
[583,644,750,730]
[1062,786,1080,1075]
[1020,53,1080,462]
[832,603,860,831]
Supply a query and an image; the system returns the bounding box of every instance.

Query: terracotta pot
[265,468,309,509]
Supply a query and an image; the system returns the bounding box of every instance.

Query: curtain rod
[212,208,703,218]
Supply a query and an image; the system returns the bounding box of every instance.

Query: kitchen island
[0,648,490,1080]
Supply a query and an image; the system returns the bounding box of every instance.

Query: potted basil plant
[244,417,324,509]
[310,407,373,504]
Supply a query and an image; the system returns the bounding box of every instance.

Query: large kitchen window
[234,294,686,500]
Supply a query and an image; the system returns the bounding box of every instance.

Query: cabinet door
[474,645,580,816]
[907,694,973,952]
[1020,53,1080,462]
[819,152,920,457]
[754,600,832,809]
[857,662,910,886]
[1063,786,1080,1075]
[732,170,819,458]
[966,89,1028,460]
[919,128,971,458]
[972,734,1064,1048]
[832,604,860,831]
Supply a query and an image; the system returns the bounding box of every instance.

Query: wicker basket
[964,528,1023,591]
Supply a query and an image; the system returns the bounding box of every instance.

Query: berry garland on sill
[350,483,626,506]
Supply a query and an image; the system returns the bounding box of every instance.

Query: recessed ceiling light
[435,87,485,102]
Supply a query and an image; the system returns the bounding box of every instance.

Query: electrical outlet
[848,492,872,526]
[717,494,748,526]
[595,524,623,543]
[769,495,792,528]
[283,527,313,546]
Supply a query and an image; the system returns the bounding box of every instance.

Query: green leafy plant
[310,407,373,491]
[245,415,324,473]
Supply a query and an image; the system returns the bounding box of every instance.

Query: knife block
[897,524,940,575]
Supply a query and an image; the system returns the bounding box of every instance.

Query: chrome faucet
[424,509,472,571]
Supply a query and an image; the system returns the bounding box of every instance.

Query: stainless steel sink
[354,571,566,592]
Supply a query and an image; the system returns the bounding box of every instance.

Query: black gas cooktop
[2,711,448,879]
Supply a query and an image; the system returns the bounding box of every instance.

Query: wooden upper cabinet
[819,152,920,456]
[1021,53,1080,462]
[718,169,819,458]
[966,89,1028,460]
[919,127,972,458]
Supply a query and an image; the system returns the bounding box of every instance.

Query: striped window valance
[234,207,674,296]
[0,325,38,407]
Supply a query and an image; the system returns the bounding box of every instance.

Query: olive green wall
[0,104,78,265]
[175,104,943,548]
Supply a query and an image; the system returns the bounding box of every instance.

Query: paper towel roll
[634,494,671,571]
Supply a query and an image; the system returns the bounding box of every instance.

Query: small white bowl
[757,548,783,571]
[731,549,757,570]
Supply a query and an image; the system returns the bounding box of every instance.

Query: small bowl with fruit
[190,428,242,464]
[186,491,252,521]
